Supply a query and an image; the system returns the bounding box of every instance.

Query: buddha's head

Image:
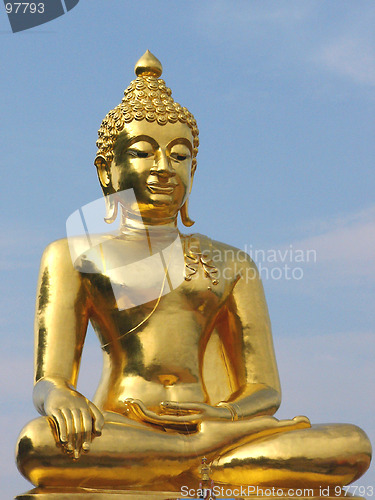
[94,51,199,226]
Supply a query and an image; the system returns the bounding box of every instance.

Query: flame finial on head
[135,50,163,78]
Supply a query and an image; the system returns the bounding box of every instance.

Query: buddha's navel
[158,374,179,387]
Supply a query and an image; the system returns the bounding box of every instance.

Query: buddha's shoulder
[41,237,70,258]
[41,233,115,263]
[183,232,255,268]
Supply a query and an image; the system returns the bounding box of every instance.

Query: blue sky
[1,1,374,496]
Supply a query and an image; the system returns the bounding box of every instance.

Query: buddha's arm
[214,255,282,419]
[32,239,104,457]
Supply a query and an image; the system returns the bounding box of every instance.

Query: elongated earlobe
[180,200,195,227]
[95,157,117,224]
[104,195,118,224]
[95,156,111,187]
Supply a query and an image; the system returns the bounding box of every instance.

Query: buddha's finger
[71,408,83,459]
[89,402,104,436]
[128,399,175,423]
[61,408,75,454]
[153,410,200,423]
[127,399,149,416]
[132,399,167,418]
[133,401,181,422]
[128,400,152,420]
[161,401,204,413]
[53,409,68,444]
[81,408,93,451]
[279,415,311,430]
[294,415,310,426]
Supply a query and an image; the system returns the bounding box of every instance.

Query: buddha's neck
[120,210,179,236]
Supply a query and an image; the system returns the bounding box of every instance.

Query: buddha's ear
[181,165,196,227]
[180,199,194,227]
[94,156,118,224]
[189,162,196,194]
[94,156,112,194]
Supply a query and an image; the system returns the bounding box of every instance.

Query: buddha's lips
[147,183,176,194]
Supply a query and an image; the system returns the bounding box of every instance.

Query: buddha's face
[105,120,194,221]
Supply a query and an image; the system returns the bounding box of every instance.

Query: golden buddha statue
[16,51,371,499]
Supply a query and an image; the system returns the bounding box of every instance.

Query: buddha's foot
[208,422,372,489]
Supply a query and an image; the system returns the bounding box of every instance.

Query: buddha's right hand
[33,377,104,459]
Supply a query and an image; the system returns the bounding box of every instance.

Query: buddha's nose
[152,150,175,177]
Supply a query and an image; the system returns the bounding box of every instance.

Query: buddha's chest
[89,268,225,333]
[84,241,227,312]
[87,262,227,360]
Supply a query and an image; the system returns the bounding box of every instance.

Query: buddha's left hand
[161,401,232,421]
[125,399,231,429]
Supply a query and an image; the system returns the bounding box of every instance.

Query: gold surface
[15,488,182,499]
[15,51,371,495]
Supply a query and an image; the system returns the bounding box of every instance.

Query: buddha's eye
[170,152,190,162]
[127,149,153,159]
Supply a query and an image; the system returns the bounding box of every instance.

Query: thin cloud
[266,206,375,289]
[312,5,375,87]
[195,0,313,39]
[292,206,375,285]
[315,36,375,86]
